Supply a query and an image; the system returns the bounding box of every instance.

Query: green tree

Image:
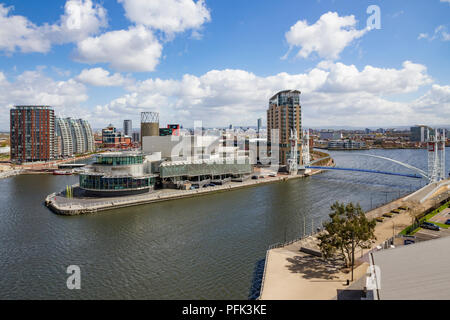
[317,202,376,281]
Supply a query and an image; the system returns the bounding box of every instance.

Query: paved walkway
[260,180,450,300]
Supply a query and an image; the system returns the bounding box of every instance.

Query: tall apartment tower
[257,118,262,133]
[55,118,95,158]
[10,106,55,163]
[55,118,73,158]
[267,90,302,166]
[123,119,132,137]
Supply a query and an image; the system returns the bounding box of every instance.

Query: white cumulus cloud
[118,0,211,34]
[0,4,51,53]
[0,69,89,129]
[284,11,369,60]
[89,61,441,128]
[0,0,107,54]
[74,25,163,72]
[76,67,131,86]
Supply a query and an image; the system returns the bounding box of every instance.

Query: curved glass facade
[80,174,155,191]
[96,154,143,166]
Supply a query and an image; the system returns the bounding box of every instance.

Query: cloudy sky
[0,0,449,130]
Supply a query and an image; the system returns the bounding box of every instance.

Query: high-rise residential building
[55,118,95,157]
[55,118,73,158]
[257,118,262,133]
[79,119,95,153]
[10,106,55,163]
[123,120,132,137]
[267,90,302,165]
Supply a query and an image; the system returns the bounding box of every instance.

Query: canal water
[0,149,448,299]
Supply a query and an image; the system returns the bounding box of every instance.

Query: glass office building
[79,152,156,196]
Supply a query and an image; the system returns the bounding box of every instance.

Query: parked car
[445,219,450,225]
[251,175,258,180]
[420,221,440,231]
[208,183,216,187]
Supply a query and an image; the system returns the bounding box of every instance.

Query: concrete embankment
[46,153,333,215]
[0,169,23,180]
[46,171,322,215]
[2,154,95,177]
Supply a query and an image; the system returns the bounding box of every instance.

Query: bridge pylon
[427,128,446,183]
[287,129,298,175]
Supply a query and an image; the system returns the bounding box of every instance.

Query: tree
[317,202,377,281]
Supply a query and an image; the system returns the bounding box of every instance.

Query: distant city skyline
[0,0,449,130]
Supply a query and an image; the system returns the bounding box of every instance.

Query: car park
[420,221,440,231]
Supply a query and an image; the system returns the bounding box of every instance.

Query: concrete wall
[142,135,222,159]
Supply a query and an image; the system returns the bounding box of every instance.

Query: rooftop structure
[370,236,450,300]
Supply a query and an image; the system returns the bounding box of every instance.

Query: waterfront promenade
[0,153,95,179]
[259,179,450,300]
[46,170,323,215]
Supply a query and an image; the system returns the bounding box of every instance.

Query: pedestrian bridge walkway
[305,166,423,179]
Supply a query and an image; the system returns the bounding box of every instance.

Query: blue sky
[0,0,449,130]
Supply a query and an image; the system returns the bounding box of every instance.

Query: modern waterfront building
[55,118,72,158]
[267,90,302,166]
[55,118,95,157]
[10,106,55,163]
[79,152,158,197]
[79,119,95,153]
[102,124,126,148]
[410,125,432,142]
[123,120,132,137]
[159,157,252,188]
[78,147,252,196]
[327,140,367,150]
[319,130,343,140]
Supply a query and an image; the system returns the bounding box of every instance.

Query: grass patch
[432,222,449,229]
[400,201,450,235]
